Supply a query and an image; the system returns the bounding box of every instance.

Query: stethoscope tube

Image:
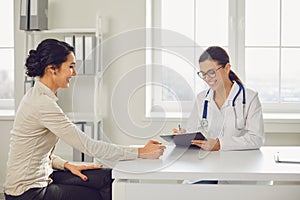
[201,90,210,120]
[201,82,246,129]
[233,81,246,106]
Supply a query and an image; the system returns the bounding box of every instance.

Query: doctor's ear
[224,63,231,72]
[225,63,231,68]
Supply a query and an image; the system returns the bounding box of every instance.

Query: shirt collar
[204,81,240,105]
[34,80,58,101]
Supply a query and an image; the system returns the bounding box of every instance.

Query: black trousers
[5,168,113,200]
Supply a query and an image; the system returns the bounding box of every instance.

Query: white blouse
[4,80,138,196]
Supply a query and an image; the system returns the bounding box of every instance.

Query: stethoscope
[200,81,246,130]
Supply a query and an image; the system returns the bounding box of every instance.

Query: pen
[178,124,181,132]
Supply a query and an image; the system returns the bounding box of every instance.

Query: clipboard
[160,132,206,147]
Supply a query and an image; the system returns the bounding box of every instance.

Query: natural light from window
[148,0,300,115]
[0,0,14,109]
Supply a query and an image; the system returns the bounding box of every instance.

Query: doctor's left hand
[191,138,220,151]
[64,162,103,181]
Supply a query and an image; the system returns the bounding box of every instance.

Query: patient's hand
[64,162,103,181]
[138,140,166,159]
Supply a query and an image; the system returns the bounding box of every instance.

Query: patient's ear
[45,65,57,76]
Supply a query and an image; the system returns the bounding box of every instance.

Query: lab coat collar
[34,80,58,101]
[204,81,240,107]
[204,89,214,102]
[227,81,240,101]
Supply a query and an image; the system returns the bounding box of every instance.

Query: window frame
[146,0,202,117]
[146,0,300,118]
[0,99,15,110]
[0,0,14,111]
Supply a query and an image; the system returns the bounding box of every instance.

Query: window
[0,0,14,110]
[146,0,300,117]
[245,0,300,112]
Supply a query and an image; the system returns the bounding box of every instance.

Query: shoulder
[38,94,61,112]
[245,86,261,104]
[29,81,61,111]
[29,88,62,114]
[19,87,54,109]
[245,87,258,98]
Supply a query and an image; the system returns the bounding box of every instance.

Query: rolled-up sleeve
[51,154,67,170]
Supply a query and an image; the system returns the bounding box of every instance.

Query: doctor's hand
[172,128,186,134]
[64,162,103,181]
[138,140,166,159]
[191,138,220,151]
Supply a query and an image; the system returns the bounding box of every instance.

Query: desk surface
[112,146,300,181]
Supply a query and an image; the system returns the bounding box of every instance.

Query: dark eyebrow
[200,67,216,73]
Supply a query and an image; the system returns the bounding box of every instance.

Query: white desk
[112,146,300,200]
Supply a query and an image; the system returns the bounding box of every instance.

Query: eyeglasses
[197,66,223,79]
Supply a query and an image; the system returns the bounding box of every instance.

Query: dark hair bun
[25,50,43,77]
[24,38,75,77]
[29,49,37,57]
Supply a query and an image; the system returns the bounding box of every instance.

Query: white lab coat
[186,82,265,151]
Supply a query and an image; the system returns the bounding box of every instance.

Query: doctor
[183,46,264,151]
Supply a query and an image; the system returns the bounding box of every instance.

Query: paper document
[274,152,300,164]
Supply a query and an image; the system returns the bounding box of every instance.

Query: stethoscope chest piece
[201,119,208,128]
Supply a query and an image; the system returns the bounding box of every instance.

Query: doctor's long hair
[199,46,242,84]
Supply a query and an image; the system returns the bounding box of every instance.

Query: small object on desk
[178,124,181,132]
[160,132,206,147]
[274,151,300,164]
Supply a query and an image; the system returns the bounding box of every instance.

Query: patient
[4,39,165,200]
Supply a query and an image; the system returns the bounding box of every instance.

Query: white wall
[13,0,300,147]
[1,0,300,192]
